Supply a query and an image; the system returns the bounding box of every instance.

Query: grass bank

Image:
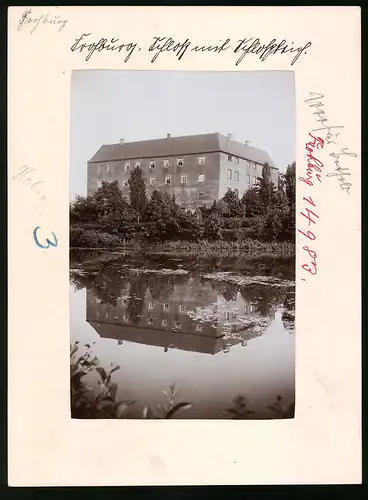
[71,238,294,259]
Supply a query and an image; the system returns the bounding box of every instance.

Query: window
[228,155,232,162]
[106,163,111,172]
[227,169,232,180]
[177,158,184,166]
[198,156,205,164]
[224,311,230,320]
[123,179,129,187]
[181,175,188,184]
[234,189,239,198]
[174,321,181,329]
[163,159,169,168]
[123,315,128,322]
[253,162,257,169]
[235,157,239,164]
[148,302,154,310]
[165,176,172,184]
[125,162,130,171]
[198,192,204,197]
[246,174,250,184]
[148,318,154,325]
[97,180,102,188]
[195,324,202,332]
[121,298,128,307]
[235,171,239,181]
[150,160,155,169]
[164,303,169,311]
[180,305,186,312]
[97,163,103,174]
[149,177,155,186]
[134,161,140,168]
[198,174,204,183]
[252,176,257,185]
[162,319,168,327]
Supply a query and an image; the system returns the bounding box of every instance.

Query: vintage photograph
[69,70,296,419]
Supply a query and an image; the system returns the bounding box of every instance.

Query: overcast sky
[70,70,295,199]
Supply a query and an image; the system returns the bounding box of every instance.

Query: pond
[70,250,295,419]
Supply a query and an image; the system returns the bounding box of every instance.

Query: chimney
[245,140,251,147]
[227,133,233,141]
[119,138,125,145]
[166,133,171,139]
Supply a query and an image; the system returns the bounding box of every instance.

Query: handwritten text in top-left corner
[17,8,68,34]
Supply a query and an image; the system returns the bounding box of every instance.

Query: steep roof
[87,320,228,355]
[88,133,278,169]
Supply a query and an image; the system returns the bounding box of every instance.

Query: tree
[283,162,296,241]
[128,167,148,217]
[69,194,98,224]
[284,162,296,209]
[92,180,128,219]
[257,163,276,214]
[241,187,263,217]
[204,212,223,240]
[221,190,242,218]
[144,190,180,240]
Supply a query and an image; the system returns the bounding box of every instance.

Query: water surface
[70,251,295,419]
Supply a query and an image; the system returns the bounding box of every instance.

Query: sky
[70,70,295,199]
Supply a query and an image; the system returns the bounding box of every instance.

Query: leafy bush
[69,162,296,246]
[70,227,122,248]
[70,343,192,419]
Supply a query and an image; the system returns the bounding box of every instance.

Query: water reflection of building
[86,276,275,355]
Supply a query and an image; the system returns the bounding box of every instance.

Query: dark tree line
[70,162,296,246]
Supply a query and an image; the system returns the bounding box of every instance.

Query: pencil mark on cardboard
[13,166,47,201]
[17,8,68,34]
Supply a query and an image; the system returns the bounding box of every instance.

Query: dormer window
[177,158,184,166]
[198,156,205,165]
[163,159,169,168]
[123,179,129,187]
[150,160,155,169]
[97,163,103,174]
[125,162,130,171]
[228,155,232,162]
[134,161,140,168]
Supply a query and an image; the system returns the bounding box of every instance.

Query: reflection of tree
[209,280,239,302]
[239,284,288,317]
[127,276,147,324]
[70,270,126,307]
[145,274,189,302]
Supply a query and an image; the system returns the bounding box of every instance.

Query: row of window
[97,155,260,173]
[120,299,249,316]
[227,155,258,169]
[96,174,205,189]
[227,169,258,185]
[97,156,205,174]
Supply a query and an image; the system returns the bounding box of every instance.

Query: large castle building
[87,132,278,210]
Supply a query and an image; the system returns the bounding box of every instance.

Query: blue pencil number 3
[33,226,58,249]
